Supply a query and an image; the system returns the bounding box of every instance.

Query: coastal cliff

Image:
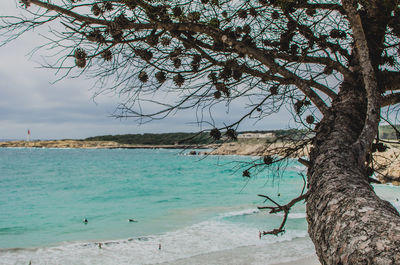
[210,142,310,157]
[373,147,400,185]
[210,142,400,185]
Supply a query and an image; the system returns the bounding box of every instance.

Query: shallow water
[0,148,398,264]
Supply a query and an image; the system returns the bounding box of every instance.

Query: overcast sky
[0,1,292,140]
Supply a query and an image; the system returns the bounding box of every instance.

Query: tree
[2,0,400,263]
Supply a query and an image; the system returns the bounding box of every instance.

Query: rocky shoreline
[209,142,310,157]
[0,140,216,150]
[209,142,400,185]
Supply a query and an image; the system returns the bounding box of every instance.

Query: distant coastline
[0,140,216,150]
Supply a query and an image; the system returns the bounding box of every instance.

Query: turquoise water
[0,148,399,265]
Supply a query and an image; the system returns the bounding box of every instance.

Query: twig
[298,158,311,168]
[258,192,308,236]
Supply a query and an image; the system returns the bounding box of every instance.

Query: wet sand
[154,243,319,265]
[272,256,320,265]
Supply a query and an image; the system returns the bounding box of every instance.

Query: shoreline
[0,234,319,265]
[208,142,400,185]
[0,140,216,150]
[152,239,319,265]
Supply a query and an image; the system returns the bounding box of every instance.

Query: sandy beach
[153,242,320,265]
[157,255,320,265]
[161,254,320,265]
[273,256,320,265]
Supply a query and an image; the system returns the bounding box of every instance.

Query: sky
[0,1,292,140]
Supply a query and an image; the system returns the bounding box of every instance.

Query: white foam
[274,212,307,219]
[218,208,260,218]
[0,220,312,265]
[289,212,307,219]
[393,201,400,210]
[288,164,307,171]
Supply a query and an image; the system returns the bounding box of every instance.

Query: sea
[0,148,399,265]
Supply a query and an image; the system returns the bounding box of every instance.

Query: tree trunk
[307,84,400,264]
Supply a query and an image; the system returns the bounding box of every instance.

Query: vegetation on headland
[84,129,309,145]
[0,129,304,147]
[85,126,398,145]
[85,132,218,145]
[1,126,395,147]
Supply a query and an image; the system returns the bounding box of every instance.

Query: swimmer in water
[83,218,88,224]
[128,219,138,222]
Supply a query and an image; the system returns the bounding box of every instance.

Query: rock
[373,145,400,183]
[210,142,400,184]
[211,142,309,157]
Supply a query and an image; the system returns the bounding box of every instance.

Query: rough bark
[307,84,400,264]
[342,0,382,168]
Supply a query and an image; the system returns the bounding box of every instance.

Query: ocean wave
[286,165,307,172]
[218,208,260,218]
[0,220,310,265]
[393,201,400,210]
[275,212,307,219]
[288,213,307,219]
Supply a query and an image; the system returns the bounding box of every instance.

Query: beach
[155,244,320,265]
[0,235,320,265]
[274,256,320,265]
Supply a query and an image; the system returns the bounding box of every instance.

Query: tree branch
[258,192,308,235]
[29,0,109,25]
[381,93,400,107]
[381,71,400,92]
[29,0,152,30]
[342,1,381,166]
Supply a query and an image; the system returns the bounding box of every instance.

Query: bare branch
[342,1,381,166]
[258,192,308,236]
[381,93,400,107]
